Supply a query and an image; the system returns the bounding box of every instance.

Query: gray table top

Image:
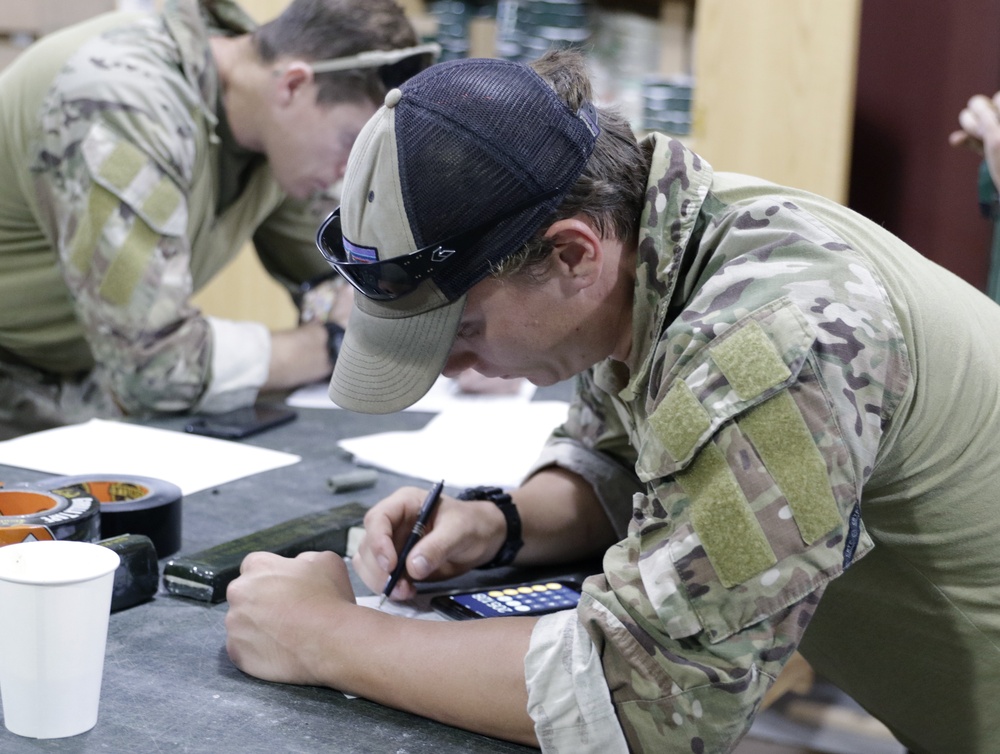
[0,382,579,753]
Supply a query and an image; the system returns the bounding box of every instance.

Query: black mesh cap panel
[392,58,598,301]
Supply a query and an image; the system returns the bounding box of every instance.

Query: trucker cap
[319,57,599,413]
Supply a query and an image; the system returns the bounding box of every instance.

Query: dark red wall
[849,0,1000,288]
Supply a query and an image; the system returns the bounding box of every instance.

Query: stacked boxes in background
[641,73,693,136]
[0,0,121,71]
[426,0,591,63]
[589,1,694,136]
[1,0,695,139]
[1,0,695,134]
[495,0,590,64]
[419,0,694,137]
[425,0,476,61]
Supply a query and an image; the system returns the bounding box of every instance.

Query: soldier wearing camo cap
[225,50,1000,752]
[0,0,436,438]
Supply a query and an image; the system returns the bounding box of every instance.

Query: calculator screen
[449,582,580,618]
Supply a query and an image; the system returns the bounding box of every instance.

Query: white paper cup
[0,540,120,739]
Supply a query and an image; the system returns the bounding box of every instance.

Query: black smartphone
[430,580,582,620]
[183,404,297,439]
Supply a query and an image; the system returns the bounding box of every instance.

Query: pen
[379,479,445,607]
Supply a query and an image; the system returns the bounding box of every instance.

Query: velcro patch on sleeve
[738,390,842,545]
[98,218,158,306]
[709,319,791,400]
[69,184,119,275]
[140,172,184,229]
[650,380,711,462]
[678,442,777,588]
[82,122,187,237]
[75,122,189,305]
[98,140,146,194]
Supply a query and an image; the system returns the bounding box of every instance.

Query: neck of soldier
[210,35,269,153]
[607,237,637,365]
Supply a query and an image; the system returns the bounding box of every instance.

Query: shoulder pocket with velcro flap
[81,122,187,238]
[75,122,188,306]
[637,297,815,481]
[636,298,856,643]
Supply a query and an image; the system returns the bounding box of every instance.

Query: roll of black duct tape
[37,475,183,558]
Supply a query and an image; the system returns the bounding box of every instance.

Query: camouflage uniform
[0,0,330,438]
[523,134,1000,753]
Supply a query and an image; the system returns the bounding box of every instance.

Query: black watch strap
[457,486,523,569]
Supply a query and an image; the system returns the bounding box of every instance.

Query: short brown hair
[492,50,650,281]
[253,0,418,105]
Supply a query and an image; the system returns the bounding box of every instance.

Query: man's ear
[544,217,603,290]
[273,61,313,107]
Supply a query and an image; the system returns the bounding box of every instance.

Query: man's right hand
[353,486,507,601]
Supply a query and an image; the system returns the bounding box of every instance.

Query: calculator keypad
[453,582,579,618]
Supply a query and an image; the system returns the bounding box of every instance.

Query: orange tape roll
[0,488,100,545]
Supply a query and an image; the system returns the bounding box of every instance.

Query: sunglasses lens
[316,211,422,300]
[316,212,344,262]
[347,262,419,300]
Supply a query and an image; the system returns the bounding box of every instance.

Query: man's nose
[442,350,475,378]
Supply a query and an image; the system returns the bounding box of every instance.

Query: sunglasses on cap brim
[309,43,442,90]
[315,189,562,302]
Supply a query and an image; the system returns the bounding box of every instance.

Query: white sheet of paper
[338,400,570,489]
[0,419,301,496]
[286,374,536,412]
[355,593,449,621]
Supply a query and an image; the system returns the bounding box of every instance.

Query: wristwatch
[457,486,523,569]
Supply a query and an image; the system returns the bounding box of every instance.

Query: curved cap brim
[328,294,466,414]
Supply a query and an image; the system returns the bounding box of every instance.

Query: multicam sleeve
[40,117,265,415]
[525,278,906,751]
[525,372,644,538]
[525,609,630,754]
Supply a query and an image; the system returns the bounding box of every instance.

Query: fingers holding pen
[355,486,428,594]
[355,486,509,602]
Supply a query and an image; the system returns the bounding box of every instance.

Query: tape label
[52,481,151,503]
[39,496,98,525]
[0,525,55,545]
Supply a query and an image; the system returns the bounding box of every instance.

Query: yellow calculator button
[545,583,562,590]
[531,584,548,592]
[503,588,519,595]
[517,586,533,594]
[488,591,504,597]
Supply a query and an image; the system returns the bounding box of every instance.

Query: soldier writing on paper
[226,51,1000,752]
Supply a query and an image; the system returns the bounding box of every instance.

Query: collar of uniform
[594,133,714,402]
[162,0,256,134]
